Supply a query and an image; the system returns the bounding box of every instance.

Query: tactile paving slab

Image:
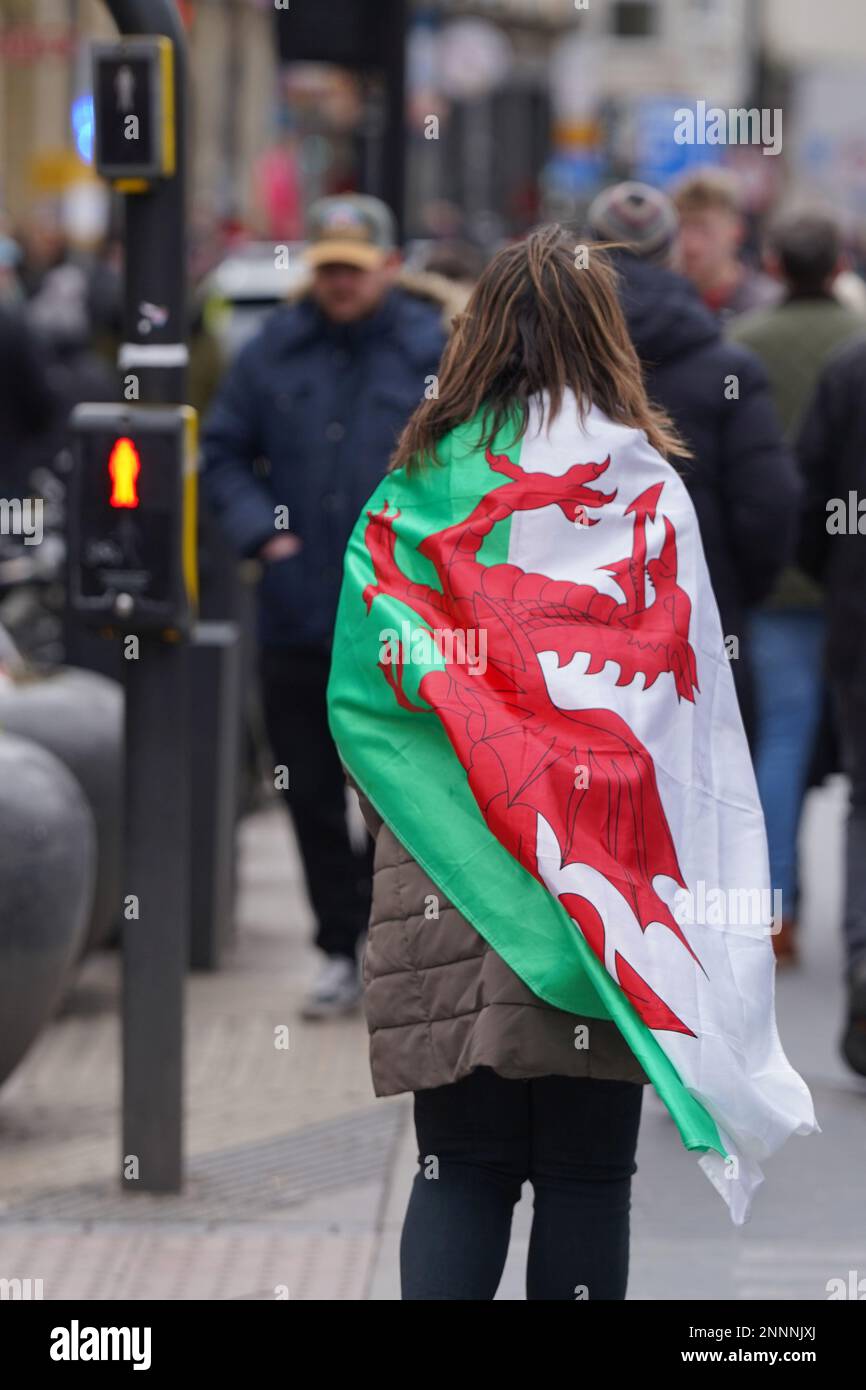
[0,1102,408,1223]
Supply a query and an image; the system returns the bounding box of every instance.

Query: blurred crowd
[3,163,866,1062]
[195,170,866,1054]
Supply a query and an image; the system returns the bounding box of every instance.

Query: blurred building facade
[0,0,276,249]
[0,0,865,255]
[763,0,866,219]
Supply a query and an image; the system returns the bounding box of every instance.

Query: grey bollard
[0,733,95,1087]
[189,621,242,969]
[0,668,123,951]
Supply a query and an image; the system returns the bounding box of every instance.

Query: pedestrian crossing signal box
[69,404,198,635]
[92,37,175,185]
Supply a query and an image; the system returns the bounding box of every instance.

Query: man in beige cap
[202,195,446,1017]
[303,194,402,322]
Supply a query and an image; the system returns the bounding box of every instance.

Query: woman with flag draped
[328,226,817,1300]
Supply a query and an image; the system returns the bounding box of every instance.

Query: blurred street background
[3,0,866,281]
[1,0,866,1302]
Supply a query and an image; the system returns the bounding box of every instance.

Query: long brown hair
[390,224,690,472]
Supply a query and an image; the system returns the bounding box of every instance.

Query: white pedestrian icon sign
[115,63,136,112]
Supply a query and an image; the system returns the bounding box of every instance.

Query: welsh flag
[327,396,818,1223]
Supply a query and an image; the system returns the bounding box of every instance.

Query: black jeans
[401,1066,643,1301]
[834,682,866,975]
[259,644,372,960]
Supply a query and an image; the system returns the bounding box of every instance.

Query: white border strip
[118,343,190,368]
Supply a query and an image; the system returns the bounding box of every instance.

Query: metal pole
[122,641,188,1192]
[220,0,243,222]
[380,0,407,240]
[104,0,189,1193]
[106,0,188,406]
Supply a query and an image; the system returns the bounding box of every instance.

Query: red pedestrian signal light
[109,436,141,509]
[71,403,198,632]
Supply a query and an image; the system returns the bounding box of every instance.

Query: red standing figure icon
[108,436,141,509]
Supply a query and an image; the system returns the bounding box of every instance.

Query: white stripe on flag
[508,394,817,1223]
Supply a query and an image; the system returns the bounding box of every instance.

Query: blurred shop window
[611,1,659,38]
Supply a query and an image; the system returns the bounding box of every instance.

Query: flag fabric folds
[328,391,818,1223]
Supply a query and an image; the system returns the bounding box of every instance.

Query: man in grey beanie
[587,180,680,264]
[586,182,798,782]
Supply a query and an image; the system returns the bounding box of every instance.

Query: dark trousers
[835,682,866,975]
[401,1066,644,1301]
[259,644,372,960]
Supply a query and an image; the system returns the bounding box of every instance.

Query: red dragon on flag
[362,445,705,1036]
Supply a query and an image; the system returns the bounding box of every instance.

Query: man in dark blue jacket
[202,196,446,1017]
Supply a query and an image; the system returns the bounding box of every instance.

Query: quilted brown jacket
[354,786,650,1097]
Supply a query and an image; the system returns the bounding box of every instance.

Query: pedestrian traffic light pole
[103,0,190,1194]
[104,0,188,405]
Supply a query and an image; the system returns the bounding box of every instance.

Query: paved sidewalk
[0,803,407,1300]
[1,782,864,1300]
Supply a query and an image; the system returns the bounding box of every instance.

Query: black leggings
[401,1067,644,1301]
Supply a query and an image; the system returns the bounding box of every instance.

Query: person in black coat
[797,335,866,1074]
[588,183,800,742]
[0,303,59,498]
[202,196,446,1020]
